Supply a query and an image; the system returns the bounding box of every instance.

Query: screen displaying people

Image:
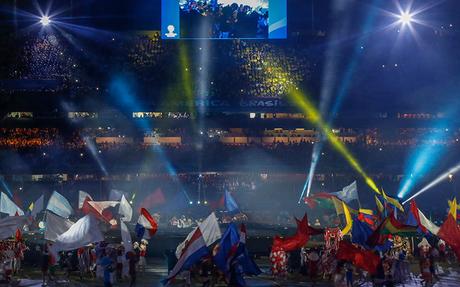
[162,0,287,39]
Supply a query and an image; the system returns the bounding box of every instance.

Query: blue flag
[237,224,261,276]
[46,191,73,218]
[352,218,393,253]
[214,223,241,277]
[351,218,373,248]
[225,191,240,213]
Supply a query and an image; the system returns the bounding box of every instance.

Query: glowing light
[398,123,450,199]
[398,12,413,25]
[403,163,460,204]
[189,201,193,205]
[40,16,51,26]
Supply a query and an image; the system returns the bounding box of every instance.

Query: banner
[0,192,24,216]
[46,191,73,218]
[0,216,27,240]
[52,215,104,252]
[44,211,75,242]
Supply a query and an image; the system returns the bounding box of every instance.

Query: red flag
[337,241,380,275]
[410,200,427,234]
[438,214,460,260]
[272,214,323,252]
[82,201,118,226]
[140,188,166,209]
[358,213,375,227]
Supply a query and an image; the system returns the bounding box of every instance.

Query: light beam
[288,88,380,194]
[403,162,460,204]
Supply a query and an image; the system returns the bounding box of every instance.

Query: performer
[138,239,148,272]
[270,245,287,278]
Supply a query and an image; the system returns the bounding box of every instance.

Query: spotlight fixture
[398,11,414,26]
[40,16,51,26]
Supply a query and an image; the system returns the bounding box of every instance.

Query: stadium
[1,0,460,286]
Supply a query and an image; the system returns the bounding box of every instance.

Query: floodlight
[40,16,51,26]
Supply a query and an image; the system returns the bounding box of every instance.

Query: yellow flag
[448,198,457,220]
[359,208,374,216]
[28,202,34,211]
[341,201,353,235]
[375,195,384,214]
[381,189,404,212]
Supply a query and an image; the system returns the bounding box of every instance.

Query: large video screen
[162,0,287,39]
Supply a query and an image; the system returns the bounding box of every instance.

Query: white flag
[31,195,44,217]
[44,211,75,242]
[119,195,132,222]
[120,221,133,253]
[199,212,221,247]
[0,192,24,216]
[331,181,359,203]
[78,190,93,209]
[175,212,221,259]
[0,216,27,240]
[46,191,73,218]
[52,215,104,252]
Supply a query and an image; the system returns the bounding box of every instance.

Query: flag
[357,211,376,226]
[331,181,358,203]
[140,188,166,209]
[438,216,460,260]
[409,200,440,235]
[46,191,73,218]
[0,216,27,240]
[119,195,133,222]
[351,218,373,247]
[163,228,210,285]
[381,189,404,212]
[82,200,119,226]
[375,195,384,214]
[135,208,158,239]
[238,224,261,276]
[30,195,44,218]
[78,191,93,209]
[214,223,241,278]
[0,192,24,216]
[304,193,335,210]
[164,213,221,285]
[120,221,133,253]
[448,198,457,219]
[367,213,418,246]
[44,211,75,242]
[52,215,104,252]
[225,190,240,213]
[341,201,353,235]
[272,214,323,252]
[351,218,393,252]
[176,213,221,259]
[336,241,381,275]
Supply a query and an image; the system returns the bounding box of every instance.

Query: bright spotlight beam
[403,163,460,205]
[40,16,51,26]
[288,88,380,194]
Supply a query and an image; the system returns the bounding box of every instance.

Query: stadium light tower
[40,15,51,26]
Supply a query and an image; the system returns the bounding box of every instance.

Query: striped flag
[135,208,158,239]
